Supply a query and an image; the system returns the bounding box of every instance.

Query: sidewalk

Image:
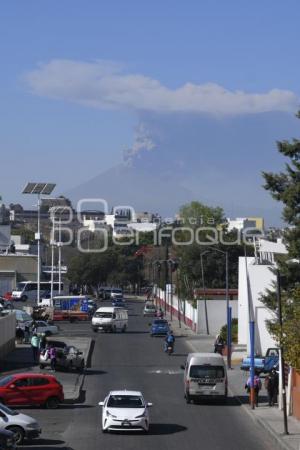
[167,312,300,450]
[0,336,92,402]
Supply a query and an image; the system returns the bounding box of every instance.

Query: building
[238,237,288,355]
[227,217,264,233]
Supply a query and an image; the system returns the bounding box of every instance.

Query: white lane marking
[148,369,182,375]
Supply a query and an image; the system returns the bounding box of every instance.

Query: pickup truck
[240,347,279,373]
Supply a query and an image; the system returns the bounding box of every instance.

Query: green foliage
[219,318,238,344]
[68,244,143,288]
[261,111,300,368]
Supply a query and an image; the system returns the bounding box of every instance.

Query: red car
[0,373,64,409]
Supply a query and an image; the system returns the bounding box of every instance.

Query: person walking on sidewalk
[30,333,40,363]
[245,371,262,406]
[49,344,57,371]
[265,368,279,406]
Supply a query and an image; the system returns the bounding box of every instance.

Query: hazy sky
[1,1,300,223]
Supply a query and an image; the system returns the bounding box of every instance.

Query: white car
[34,321,58,336]
[99,390,152,433]
[0,403,41,445]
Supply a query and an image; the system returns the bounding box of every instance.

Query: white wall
[238,257,277,354]
[197,299,238,336]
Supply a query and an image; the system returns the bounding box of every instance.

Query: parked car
[143,303,157,317]
[39,346,84,372]
[0,429,16,450]
[0,301,14,316]
[34,320,59,336]
[0,403,41,445]
[0,373,64,409]
[99,390,152,433]
[15,310,33,329]
[150,319,170,336]
[240,347,279,374]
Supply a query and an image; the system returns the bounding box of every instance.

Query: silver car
[39,346,85,372]
[0,403,41,445]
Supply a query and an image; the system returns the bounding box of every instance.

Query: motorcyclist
[164,331,175,352]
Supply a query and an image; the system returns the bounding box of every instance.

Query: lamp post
[200,251,210,335]
[277,270,289,435]
[204,247,230,368]
[22,183,56,304]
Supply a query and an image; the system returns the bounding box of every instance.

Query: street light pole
[36,193,41,304]
[277,271,289,435]
[225,251,231,369]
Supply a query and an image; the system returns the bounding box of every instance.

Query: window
[14,378,29,387]
[94,312,112,318]
[0,376,13,387]
[107,395,144,408]
[31,377,49,386]
[189,365,225,379]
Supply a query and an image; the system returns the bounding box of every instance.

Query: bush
[219,318,238,344]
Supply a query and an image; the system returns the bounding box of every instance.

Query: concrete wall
[196,299,238,336]
[155,287,197,332]
[238,257,276,355]
[0,313,16,359]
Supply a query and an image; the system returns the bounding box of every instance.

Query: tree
[261,111,300,368]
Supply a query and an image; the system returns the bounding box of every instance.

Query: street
[20,298,274,450]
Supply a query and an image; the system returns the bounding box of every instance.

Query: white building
[238,238,288,355]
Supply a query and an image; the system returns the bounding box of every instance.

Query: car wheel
[122,325,126,333]
[7,426,25,445]
[39,364,45,369]
[45,396,60,409]
[45,331,51,337]
[102,428,108,433]
[92,328,98,333]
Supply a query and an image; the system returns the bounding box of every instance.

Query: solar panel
[41,183,56,195]
[22,182,37,194]
[22,182,56,195]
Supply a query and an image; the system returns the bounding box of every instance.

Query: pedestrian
[214,334,224,354]
[30,333,40,363]
[39,334,47,352]
[245,371,262,406]
[49,344,57,371]
[16,326,24,344]
[265,369,279,406]
[24,324,30,344]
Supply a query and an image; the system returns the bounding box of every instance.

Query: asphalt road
[21,298,274,450]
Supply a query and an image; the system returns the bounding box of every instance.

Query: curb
[67,338,94,403]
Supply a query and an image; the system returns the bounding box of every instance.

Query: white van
[181,353,227,403]
[91,307,128,333]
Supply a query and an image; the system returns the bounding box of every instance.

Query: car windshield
[190,365,225,379]
[154,320,167,325]
[107,395,144,408]
[146,305,156,310]
[0,404,19,416]
[0,375,13,387]
[94,312,112,318]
